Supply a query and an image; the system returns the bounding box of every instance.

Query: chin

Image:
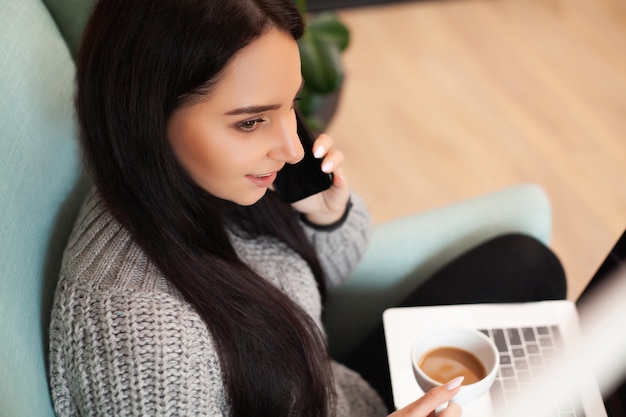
[233,188,269,206]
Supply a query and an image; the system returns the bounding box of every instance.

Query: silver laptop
[383,229,626,417]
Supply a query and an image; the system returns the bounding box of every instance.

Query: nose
[268,113,304,164]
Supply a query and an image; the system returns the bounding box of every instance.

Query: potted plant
[295,0,350,132]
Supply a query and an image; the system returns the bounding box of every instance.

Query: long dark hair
[75,0,336,415]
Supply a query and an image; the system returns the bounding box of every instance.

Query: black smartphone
[273,107,334,203]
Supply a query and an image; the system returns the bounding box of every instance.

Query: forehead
[210,28,302,107]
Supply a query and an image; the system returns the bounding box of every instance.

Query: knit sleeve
[48,280,229,417]
[300,192,372,290]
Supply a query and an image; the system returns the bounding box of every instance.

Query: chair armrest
[323,183,552,359]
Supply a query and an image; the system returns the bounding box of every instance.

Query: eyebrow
[224,79,305,116]
[224,104,281,116]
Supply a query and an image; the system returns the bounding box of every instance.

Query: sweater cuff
[300,199,353,232]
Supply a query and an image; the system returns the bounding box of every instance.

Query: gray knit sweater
[49,188,387,416]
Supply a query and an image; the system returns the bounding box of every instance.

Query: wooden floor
[327,0,626,300]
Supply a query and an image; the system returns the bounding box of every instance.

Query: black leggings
[342,233,567,412]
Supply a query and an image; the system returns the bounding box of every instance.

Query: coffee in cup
[411,326,499,405]
[418,346,487,385]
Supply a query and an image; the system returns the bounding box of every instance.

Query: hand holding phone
[273,107,333,203]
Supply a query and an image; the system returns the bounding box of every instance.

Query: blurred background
[317,0,626,300]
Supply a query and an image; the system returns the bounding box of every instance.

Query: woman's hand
[389,377,464,417]
[290,133,351,226]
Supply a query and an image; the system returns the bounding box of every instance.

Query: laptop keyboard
[479,326,586,417]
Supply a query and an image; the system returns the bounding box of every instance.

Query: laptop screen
[577,229,626,417]
[577,229,626,308]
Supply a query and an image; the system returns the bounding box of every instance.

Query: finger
[438,402,462,417]
[321,150,344,174]
[312,133,333,159]
[318,164,349,209]
[330,165,348,189]
[401,377,464,416]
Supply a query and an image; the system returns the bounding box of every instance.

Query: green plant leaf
[297,86,323,116]
[307,12,350,51]
[298,88,328,132]
[294,0,307,14]
[298,33,344,94]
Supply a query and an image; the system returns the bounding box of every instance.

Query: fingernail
[313,146,326,159]
[321,160,334,173]
[445,376,464,391]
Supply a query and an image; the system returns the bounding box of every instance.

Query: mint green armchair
[0,1,551,415]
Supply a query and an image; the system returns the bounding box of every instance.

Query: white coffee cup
[411,326,499,405]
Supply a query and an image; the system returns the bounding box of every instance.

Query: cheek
[169,122,262,194]
[171,131,222,176]
[167,118,230,186]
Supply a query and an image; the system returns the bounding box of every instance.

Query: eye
[238,117,266,132]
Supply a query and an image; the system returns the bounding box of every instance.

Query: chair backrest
[0,0,88,415]
[43,0,95,59]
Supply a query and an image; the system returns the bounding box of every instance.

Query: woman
[48,0,565,416]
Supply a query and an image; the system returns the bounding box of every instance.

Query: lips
[245,171,278,188]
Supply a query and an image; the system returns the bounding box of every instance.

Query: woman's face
[167,27,305,206]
